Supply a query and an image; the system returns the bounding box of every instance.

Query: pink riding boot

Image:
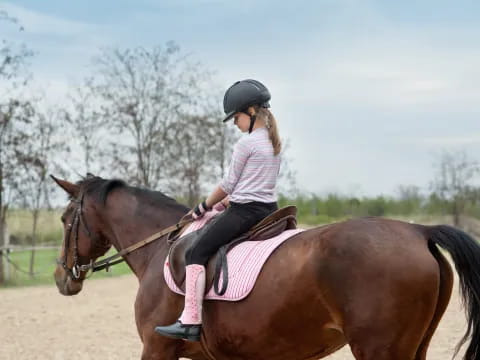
[155,264,205,341]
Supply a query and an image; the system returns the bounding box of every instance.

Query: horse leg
[346,293,439,360]
[141,347,176,360]
[345,283,439,360]
[140,342,176,360]
[140,331,208,360]
[414,244,454,360]
[348,316,432,360]
[139,328,180,360]
[141,334,210,360]
[341,265,440,359]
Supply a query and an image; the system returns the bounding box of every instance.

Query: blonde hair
[249,106,282,156]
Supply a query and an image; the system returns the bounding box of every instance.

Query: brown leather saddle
[167,205,297,295]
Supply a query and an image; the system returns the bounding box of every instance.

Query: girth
[168,206,297,295]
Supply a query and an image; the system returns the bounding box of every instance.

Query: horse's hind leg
[349,331,423,360]
[346,311,436,360]
[346,293,439,360]
[349,327,427,360]
[414,244,454,360]
[344,268,440,359]
[350,344,414,360]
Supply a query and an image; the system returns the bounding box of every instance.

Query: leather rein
[58,192,193,280]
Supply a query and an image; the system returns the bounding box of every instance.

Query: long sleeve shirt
[220,128,281,204]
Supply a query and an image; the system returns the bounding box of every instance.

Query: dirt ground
[0,273,467,360]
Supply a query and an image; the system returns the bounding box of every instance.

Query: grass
[2,209,132,288]
[1,247,133,288]
[6,209,63,245]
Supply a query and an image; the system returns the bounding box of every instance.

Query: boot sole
[154,327,200,342]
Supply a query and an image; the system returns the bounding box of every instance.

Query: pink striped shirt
[220,128,281,203]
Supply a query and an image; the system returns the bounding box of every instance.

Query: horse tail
[424,224,480,360]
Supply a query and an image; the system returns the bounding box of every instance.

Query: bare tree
[62,79,102,174]
[277,139,298,198]
[89,42,215,191]
[431,150,480,226]
[216,115,238,180]
[164,87,244,206]
[16,108,68,276]
[0,13,34,283]
[201,90,239,180]
[168,112,222,207]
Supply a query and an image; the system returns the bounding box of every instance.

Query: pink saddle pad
[164,209,305,301]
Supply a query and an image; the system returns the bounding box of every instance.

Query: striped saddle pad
[163,210,305,301]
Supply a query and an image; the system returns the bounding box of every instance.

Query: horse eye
[61,215,66,223]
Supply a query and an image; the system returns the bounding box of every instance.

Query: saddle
[167,205,297,295]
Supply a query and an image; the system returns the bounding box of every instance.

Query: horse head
[51,174,114,296]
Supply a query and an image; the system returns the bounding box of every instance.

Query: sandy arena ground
[0,272,467,360]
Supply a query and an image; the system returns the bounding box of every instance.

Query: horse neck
[101,189,187,280]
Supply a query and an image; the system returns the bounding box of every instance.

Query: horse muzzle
[54,266,83,296]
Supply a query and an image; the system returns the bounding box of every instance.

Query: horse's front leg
[140,333,179,360]
[135,273,206,360]
[141,330,208,360]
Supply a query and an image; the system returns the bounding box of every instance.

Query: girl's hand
[213,199,229,212]
[213,202,226,211]
[192,200,211,219]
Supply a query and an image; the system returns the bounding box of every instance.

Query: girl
[155,79,282,341]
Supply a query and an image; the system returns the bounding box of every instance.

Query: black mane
[76,175,189,212]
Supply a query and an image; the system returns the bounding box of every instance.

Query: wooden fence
[0,225,60,281]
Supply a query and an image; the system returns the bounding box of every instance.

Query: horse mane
[76,175,190,212]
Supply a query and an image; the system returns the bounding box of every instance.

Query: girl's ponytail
[256,107,281,156]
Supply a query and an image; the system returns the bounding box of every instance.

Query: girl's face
[233,112,250,133]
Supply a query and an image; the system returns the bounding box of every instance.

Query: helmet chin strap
[248,114,257,133]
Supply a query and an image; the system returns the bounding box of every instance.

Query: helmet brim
[222,110,236,123]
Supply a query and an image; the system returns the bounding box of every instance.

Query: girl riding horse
[155,79,283,341]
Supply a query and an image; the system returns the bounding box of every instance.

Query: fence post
[3,223,9,282]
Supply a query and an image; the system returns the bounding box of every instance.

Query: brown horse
[52,175,480,360]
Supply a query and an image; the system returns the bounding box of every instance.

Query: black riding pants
[185,201,278,266]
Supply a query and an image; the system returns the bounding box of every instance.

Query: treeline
[7,184,480,248]
[279,189,480,225]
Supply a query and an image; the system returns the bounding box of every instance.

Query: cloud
[277,35,480,112]
[201,0,480,114]
[0,2,114,87]
[0,2,103,37]
[404,135,480,146]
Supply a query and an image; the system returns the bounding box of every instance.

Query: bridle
[57,192,194,281]
[57,192,94,280]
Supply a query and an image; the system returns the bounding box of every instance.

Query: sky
[1,0,480,197]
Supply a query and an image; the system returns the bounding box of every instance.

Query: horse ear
[50,175,80,197]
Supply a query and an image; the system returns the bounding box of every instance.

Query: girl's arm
[205,185,228,208]
[189,186,228,218]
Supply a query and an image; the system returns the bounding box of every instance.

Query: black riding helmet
[222,79,271,123]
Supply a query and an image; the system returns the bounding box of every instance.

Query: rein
[59,192,193,279]
[79,216,193,274]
